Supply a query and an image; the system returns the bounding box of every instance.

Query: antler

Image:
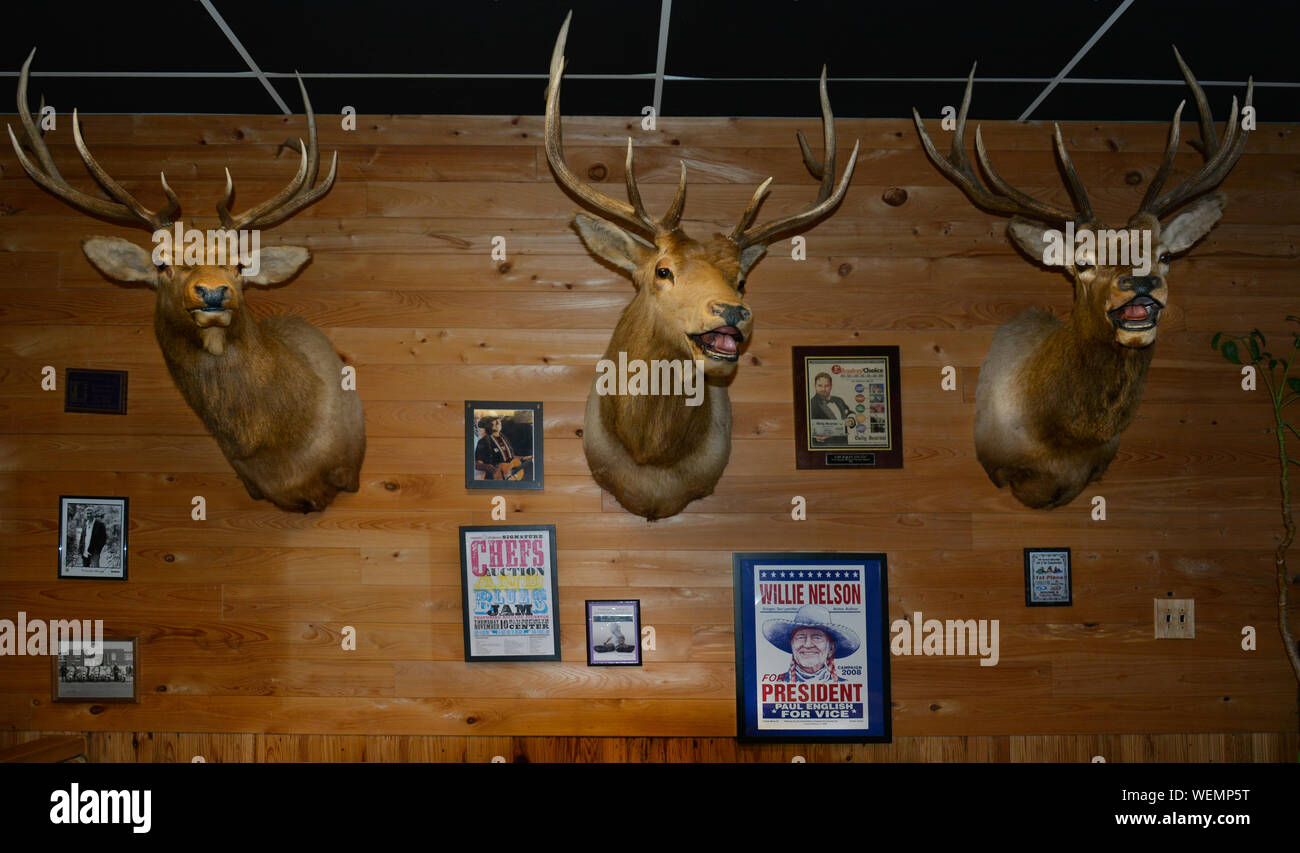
[1136,46,1253,219]
[8,48,179,231]
[544,11,686,238]
[912,64,1093,225]
[217,73,338,231]
[730,66,860,249]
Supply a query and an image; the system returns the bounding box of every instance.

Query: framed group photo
[465,401,543,490]
[458,524,560,662]
[52,635,139,703]
[792,346,902,470]
[57,495,128,580]
[733,552,891,742]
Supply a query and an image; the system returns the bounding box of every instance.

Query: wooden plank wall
[1,110,1297,758]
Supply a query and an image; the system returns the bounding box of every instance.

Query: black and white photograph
[52,636,138,703]
[585,600,642,666]
[465,401,544,490]
[57,495,128,580]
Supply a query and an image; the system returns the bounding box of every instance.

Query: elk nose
[194,284,230,309]
[711,302,751,327]
[1118,275,1160,296]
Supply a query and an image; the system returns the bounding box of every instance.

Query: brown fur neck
[1024,307,1154,448]
[599,292,714,465]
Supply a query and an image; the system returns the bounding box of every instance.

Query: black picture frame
[458,524,560,662]
[734,552,892,742]
[465,401,544,490]
[585,600,642,666]
[57,495,129,581]
[792,346,903,470]
[52,635,139,704]
[1024,548,1072,606]
[64,368,128,415]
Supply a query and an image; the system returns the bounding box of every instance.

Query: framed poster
[585,600,642,666]
[58,495,128,580]
[459,525,560,661]
[734,552,891,742]
[792,346,902,470]
[52,635,138,703]
[1024,547,1072,606]
[465,401,543,490]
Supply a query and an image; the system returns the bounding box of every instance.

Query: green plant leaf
[1289,378,1300,394]
[1270,358,1279,371]
[1221,340,1241,364]
[1211,332,1223,350]
[1248,336,1262,360]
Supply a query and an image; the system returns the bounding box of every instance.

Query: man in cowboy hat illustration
[763,604,861,683]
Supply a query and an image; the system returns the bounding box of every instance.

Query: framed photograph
[585,600,642,666]
[465,401,543,490]
[459,525,560,661]
[64,367,128,415]
[58,496,128,580]
[52,635,138,703]
[1025,548,1072,606]
[792,346,902,470]
[734,552,891,742]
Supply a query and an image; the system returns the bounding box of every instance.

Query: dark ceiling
[2,1,1294,123]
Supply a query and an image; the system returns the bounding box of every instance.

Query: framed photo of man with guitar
[465,401,544,490]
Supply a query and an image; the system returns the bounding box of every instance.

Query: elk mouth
[691,325,744,361]
[1109,295,1163,332]
[191,308,233,328]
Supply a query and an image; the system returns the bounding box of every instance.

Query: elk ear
[1161,191,1226,255]
[738,244,767,277]
[81,237,159,286]
[573,213,653,275]
[243,246,311,285]
[1006,217,1057,264]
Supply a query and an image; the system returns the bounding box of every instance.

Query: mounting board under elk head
[913,48,1252,509]
[545,13,858,520]
[9,50,365,513]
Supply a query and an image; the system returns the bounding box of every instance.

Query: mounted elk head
[545,14,859,520]
[9,49,365,512]
[913,49,1252,509]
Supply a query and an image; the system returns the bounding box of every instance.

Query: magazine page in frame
[458,525,560,662]
[733,552,891,742]
[792,346,902,470]
[465,401,543,490]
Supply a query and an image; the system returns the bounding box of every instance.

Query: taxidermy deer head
[9,49,365,513]
[913,48,1251,509]
[545,13,859,520]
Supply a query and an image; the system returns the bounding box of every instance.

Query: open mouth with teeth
[1109,295,1163,332]
[690,325,744,361]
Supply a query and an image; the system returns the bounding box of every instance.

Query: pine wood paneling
[1,111,1296,759]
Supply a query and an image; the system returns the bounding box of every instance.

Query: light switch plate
[1154,599,1195,639]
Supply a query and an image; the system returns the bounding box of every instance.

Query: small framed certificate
[1024,548,1072,606]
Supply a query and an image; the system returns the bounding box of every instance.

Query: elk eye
[1075,260,1093,272]
[737,279,746,295]
[1159,252,1171,265]
[655,267,674,281]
